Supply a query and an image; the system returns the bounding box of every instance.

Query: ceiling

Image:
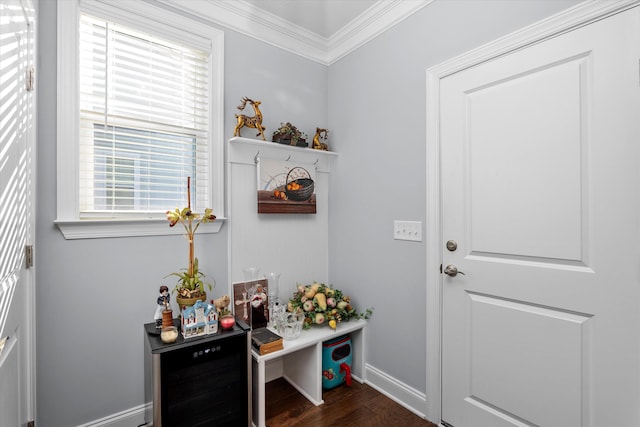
[162,0,433,65]
[241,0,380,39]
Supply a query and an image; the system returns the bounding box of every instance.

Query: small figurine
[312,128,329,151]
[181,300,218,338]
[213,294,231,315]
[234,96,266,140]
[154,285,170,328]
[251,284,268,328]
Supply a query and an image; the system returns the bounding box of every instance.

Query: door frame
[424,0,640,424]
[0,0,37,423]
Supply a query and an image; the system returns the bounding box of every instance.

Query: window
[56,0,224,239]
[79,14,209,216]
[90,124,197,212]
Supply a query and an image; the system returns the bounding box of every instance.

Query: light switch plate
[394,220,422,242]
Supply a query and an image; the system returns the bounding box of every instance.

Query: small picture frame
[257,158,316,214]
[233,279,269,329]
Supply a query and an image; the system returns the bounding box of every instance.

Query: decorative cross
[235,292,250,320]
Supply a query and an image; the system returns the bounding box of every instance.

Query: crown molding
[155,0,432,65]
[327,0,434,64]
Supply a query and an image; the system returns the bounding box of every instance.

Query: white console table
[251,319,366,427]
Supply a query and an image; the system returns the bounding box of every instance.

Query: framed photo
[233,279,269,329]
[257,158,316,214]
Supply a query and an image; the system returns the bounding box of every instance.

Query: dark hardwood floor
[265,377,438,427]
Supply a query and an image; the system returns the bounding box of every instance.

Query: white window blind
[78,14,210,218]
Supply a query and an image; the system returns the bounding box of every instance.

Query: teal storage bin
[322,335,352,389]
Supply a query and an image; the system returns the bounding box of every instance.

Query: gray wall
[36,0,581,425]
[36,1,326,426]
[327,0,582,406]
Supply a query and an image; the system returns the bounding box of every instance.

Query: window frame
[56,0,225,239]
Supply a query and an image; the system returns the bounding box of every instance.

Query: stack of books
[251,327,284,355]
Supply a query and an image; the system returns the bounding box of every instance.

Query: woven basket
[285,167,314,201]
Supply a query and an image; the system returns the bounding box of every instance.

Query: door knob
[444,264,465,277]
[446,240,457,251]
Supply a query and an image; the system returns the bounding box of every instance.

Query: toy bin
[322,335,352,389]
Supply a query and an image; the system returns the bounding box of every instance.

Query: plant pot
[176,292,207,310]
[272,135,307,147]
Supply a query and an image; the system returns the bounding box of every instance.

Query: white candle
[161,327,178,343]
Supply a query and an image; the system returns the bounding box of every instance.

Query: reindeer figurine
[312,127,329,151]
[234,97,266,140]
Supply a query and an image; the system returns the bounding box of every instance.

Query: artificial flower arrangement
[287,282,373,330]
[165,177,216,301]
[272,122,308,146]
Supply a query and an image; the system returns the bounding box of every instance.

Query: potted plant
[165,177,217,309]
[272,122,308,147]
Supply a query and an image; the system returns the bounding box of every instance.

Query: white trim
[56,0,225,239]
[56,0,80,223]
[158,0,327,63]
[365,364,428,421]
[77,366,426,427]
[81,0,213,50]
[155,0,432,65]
[54,218,225,240]
[424,0,640,423]
[427,0,640,80]
[328,0,434,65]
[424,64,443,424]
[210,30,225,222]
[227,137,338,173]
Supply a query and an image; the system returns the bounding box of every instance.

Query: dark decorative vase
[273,134,307,147]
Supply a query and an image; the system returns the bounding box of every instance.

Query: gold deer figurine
[234,97,266,140]
[312,128,329,151]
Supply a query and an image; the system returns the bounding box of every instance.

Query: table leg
[282,342,324,405]
[252,358,266,427]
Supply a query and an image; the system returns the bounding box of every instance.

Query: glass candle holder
[243,266,261,281]
[276,312,304,340]
[265,272,280,327]
[160,326,178,344]
[220,314,235,330]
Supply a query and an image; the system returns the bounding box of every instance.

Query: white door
[0,1,36,426]
[440,7,640,427]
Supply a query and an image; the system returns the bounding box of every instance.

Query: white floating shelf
[228,137,338,173]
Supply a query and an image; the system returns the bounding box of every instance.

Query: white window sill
[54,218,225,240]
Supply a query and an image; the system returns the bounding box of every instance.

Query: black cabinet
[144,319,251,427]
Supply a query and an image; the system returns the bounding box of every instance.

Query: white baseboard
[76,403,148,427]
[79,365,427,427]
[364,363,428,420]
